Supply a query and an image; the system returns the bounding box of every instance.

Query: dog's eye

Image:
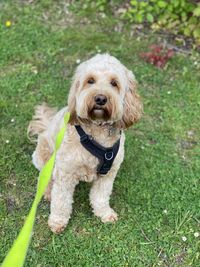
[111,80,118,87]
[87,78,95,84]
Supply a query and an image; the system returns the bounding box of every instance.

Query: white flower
[32,68,38,74]
[167,91,171,94]
[194,232,199,238]
[194,61,198,66]
[163,209,167,214]
[141,146,145,150]
[11,118,15,123]
[97,49,101,53]
[182,236,187,242]
[76,59,81,64]
[6,140,9,144]
[181,155,186,160]
[34,70,38,74]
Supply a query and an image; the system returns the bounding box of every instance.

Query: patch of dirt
[40,2,76,29]
[180,140,198,150]
[174,249,187,266]
[73,226,90,236]
[5,196,17,214]
[177,130,198,162]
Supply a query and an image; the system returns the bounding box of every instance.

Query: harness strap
[75,125,120,175]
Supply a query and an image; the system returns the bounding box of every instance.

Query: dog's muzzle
[88,95,111,120]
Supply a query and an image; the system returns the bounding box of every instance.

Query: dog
[28,54,143,233]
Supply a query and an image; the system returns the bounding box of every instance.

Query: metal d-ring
[105,151,114,160]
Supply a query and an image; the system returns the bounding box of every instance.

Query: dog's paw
[99,209,118,223]
[48,217,67,234]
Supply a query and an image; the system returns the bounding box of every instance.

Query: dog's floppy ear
[121,70,143,129]
[67,76,80,125]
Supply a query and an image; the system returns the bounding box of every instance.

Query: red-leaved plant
[140,45,174,68]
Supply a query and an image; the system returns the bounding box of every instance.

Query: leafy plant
[126,0,200,45]
[140,44,174,68]
[83,0,200,45]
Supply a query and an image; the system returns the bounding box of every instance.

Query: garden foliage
[87,0,200,44]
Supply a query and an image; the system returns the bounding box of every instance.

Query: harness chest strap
[75,125,121,175]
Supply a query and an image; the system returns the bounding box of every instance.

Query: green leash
[1,112,70,267]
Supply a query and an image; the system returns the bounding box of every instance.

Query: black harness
[75,125,121,175]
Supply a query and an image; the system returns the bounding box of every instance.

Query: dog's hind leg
[32,134,53,201]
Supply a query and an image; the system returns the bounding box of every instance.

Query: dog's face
[68,54,143,128]
[76,71,124,123]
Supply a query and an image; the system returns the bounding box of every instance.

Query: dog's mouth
[88,105,111,120]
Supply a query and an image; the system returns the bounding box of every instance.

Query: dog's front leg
[48,171,78,233]
[90,170,118,223]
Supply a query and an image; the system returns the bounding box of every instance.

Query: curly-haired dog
[28,54,143,233]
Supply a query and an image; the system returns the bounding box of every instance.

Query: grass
[0,1,200,266]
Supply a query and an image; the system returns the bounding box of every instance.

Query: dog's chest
[56,126,120,182]
[56,141,99,182]
[75,144,100,182]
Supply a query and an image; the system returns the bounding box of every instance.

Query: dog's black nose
[94,94,107,106]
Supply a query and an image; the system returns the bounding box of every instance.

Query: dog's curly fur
[28,54,143,233]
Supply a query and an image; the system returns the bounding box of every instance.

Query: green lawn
[0,1,200,266]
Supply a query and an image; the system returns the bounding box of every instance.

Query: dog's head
[68,54,143,128]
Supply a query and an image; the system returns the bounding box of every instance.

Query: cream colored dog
[28,54,143,233]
